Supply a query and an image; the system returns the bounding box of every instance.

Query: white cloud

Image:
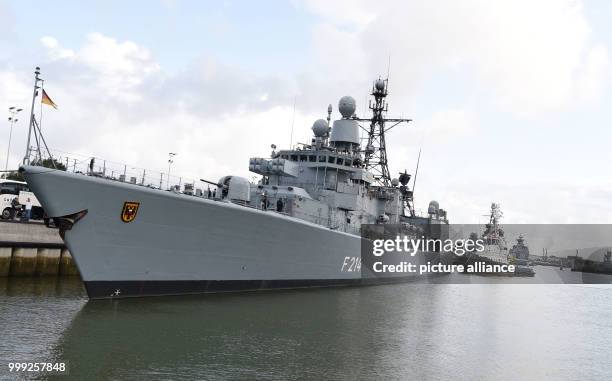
[77,33,160,100]
[304,0,610,115]
[39,34,161,102]
[417,109,479,141]
[40,36,75,60]
[0,71,30,105]
[0,1,15,40]
[296,0,612,223]
[429,179,612,224]
[0,33,308,187]
[301,0,375,27]
[576,44,610,104]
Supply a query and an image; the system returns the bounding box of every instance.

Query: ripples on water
[0,268,611,381]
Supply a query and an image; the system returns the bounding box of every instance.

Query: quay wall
[0,221,80,277]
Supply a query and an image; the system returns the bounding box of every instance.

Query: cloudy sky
[1,0,611,223]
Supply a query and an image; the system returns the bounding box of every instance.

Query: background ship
[509,235,530,265]
[20,68,449,298]
[460,203,534,276]
[477,203,509,265]
[571,248,612,274]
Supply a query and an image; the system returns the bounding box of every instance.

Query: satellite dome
[428,200,440,215]
[375,79,385,91]
[312,119,329,137]
[338,96,356,118]
[391,178,399,187]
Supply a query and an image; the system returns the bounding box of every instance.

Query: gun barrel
[200,178,222,187]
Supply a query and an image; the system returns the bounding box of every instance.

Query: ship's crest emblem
[121,202,140,223]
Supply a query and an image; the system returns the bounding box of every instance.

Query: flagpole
[39,79,44,135]
[24,67,42,165]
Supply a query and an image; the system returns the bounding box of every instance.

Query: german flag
[41,89,58,109]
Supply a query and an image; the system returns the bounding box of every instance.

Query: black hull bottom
[84,277,424,299]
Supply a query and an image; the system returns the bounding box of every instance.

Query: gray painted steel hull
[22,166,433,299]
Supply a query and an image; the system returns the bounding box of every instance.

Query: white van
[0,179,43,220]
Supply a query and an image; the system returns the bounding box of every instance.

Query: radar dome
[428,200,440,215]
[312,119,329,137]
[338,96,356,118]
[391,178,399,187]
[375,79,385,91]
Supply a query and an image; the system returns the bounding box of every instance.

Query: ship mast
[22,66,55,167]
[483,203,504,247]
[23,67,42,165]
[356,77,414,216]
[357,78,411,186]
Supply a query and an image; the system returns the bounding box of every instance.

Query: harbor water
[0,267,610,380]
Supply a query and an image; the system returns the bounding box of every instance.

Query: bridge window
[299,155,307,162]
[281,154,288,159]
[308,155,316,162]
[336,158,344,165]
[318,155,326,162]
[328,156,335,163]
[345,160,352,166]
[290,154,298,161]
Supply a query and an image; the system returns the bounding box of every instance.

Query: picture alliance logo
[372,237,486,257]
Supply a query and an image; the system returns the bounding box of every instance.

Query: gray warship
[460,204,534,276]
[20,68,448,298]
[509,235,530,265]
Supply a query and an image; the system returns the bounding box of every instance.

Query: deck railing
[26,148,208,195]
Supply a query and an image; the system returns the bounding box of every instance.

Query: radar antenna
[357,78,411,186]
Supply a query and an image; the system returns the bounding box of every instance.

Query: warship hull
[22,166,434,299]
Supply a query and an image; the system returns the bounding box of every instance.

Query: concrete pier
[60,249,79,276]
[0,221,80,277]
[0,220,64,245]
[10,247,38,276]
[0,247,11,276]
[36,248,62,275]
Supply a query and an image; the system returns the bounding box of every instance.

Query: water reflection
[52,287,421,380]
[0,272,611,381]
[51,280,611,380]
[0,276,85,298]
